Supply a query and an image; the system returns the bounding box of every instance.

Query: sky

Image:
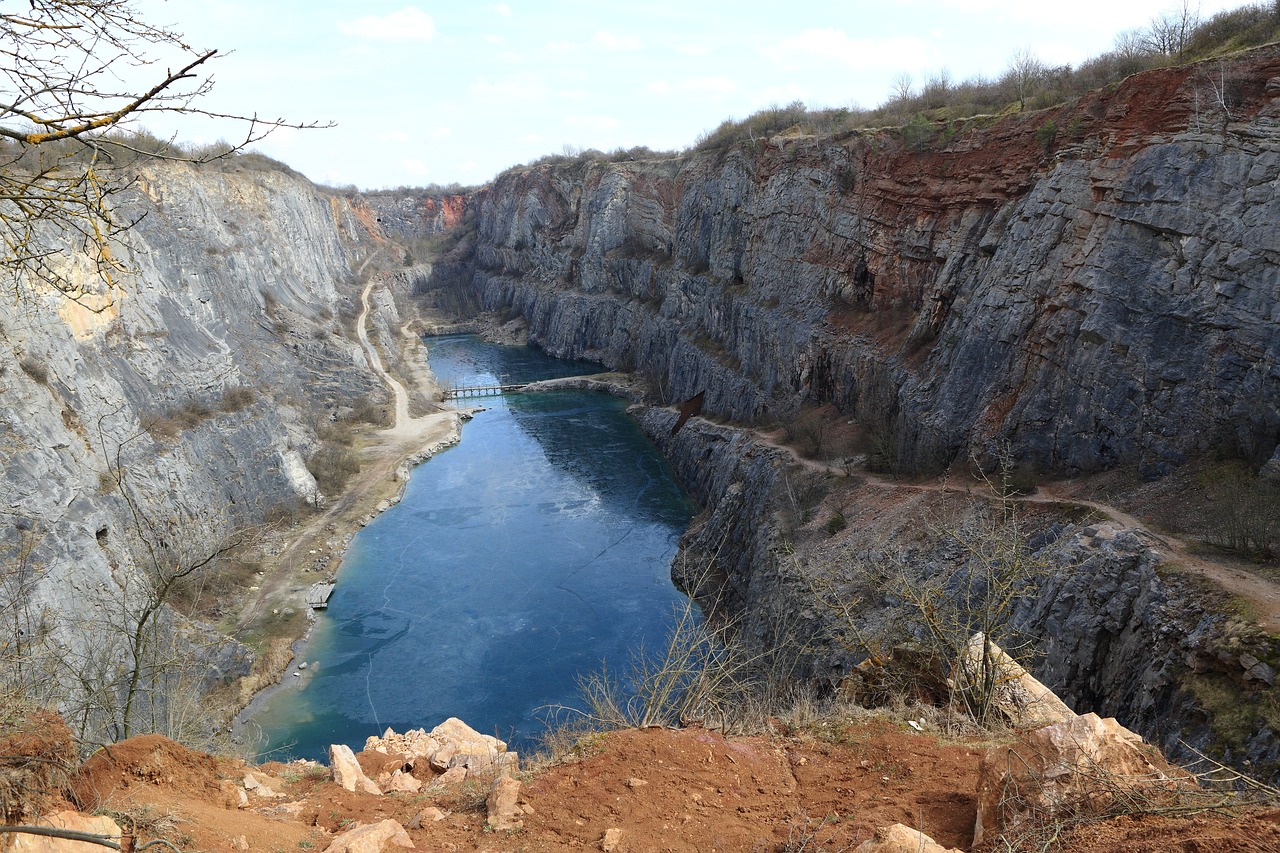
[126,0,1248,189]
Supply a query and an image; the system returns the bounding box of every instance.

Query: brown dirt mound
[69,734,237,812]
[0,708,76,823]
[521,722,982,851]
[10,717,1271,853]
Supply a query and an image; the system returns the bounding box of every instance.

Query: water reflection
[249,337,695,760]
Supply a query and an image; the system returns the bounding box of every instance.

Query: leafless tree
[1006,47,1047,111]
[886,461,1067,725]
[88,416,245,742]
[0,1,330,303]
[890,72,914,104]
[1142,0,1202,61]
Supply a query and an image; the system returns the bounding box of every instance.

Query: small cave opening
[95,526,108,545]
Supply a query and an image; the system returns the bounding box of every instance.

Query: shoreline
[229,307,657,742]
[230,413,472,734]
[229,285,489,727]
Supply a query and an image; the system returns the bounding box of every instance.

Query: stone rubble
[973,711,1197,845]
[360,717,517,786]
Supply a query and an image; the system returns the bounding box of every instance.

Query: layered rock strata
[0,163,440,741]
[453,47,1280,478]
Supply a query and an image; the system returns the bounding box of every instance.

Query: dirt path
[1029,483,1280,633]
[748,425,1280,634]
[234,271,464,636]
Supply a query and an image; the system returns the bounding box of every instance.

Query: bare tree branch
[0,1,333,303]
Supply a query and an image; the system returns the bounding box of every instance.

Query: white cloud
[427,127,454,139]
[545,39,581,57]
[675,42,712,57]
[642,76,736,97]
[378,130,411,143]
[400,158,430,176]
[760,29,932,70]
[339,7,436,42]
[471,75,548,101]
[564,114,622,132]
[495,3,512,15]
[517,133,545,143]
[592,31,644,51]
[556,88,588,100]
[484,34,506,45]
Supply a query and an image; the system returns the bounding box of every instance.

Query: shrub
[901,114,936,152]
[825,511,847,536]
[1036,119,1058,155]
[145,400,214,441]
[219,386,256,413]
[1198,461,1280,558]
[307,442,361,495]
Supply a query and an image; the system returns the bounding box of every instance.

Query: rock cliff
[427,47,1280,775]
[635,408,1279,776]
[0,161,437,743]
[454,47,1280,478]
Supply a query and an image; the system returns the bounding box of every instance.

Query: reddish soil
[38,720,1278,853]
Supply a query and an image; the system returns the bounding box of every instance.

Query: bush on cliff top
[690,2,1280,152]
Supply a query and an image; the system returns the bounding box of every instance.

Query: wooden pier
[442,383,528,400]
[307,582,335,610]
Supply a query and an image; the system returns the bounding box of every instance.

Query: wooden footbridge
[442,382,529,400]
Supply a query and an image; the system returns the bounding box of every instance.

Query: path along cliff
[421,46,1280,776]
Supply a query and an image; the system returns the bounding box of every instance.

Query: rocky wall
[637,409,1280,778]
[455,47,1280,479]
[0,161,400,739]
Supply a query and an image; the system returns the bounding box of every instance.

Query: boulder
[854,824,962,853]
[426,766,467,791]
[601,827,624,852]
[243,771,286,798]
[323,819,414,853]
[950,633,1076,729]
[974,712,1196,845]
[385,770,422,794]
[431,717,507,756]
[405,807,446,828]
[486,776,523,831]
[446,750,519,778]
[364,719,508,776]
[329,744,382,796]
[9,810,122,853]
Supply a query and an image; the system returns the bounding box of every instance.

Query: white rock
[486,776,523,832]
[329,744,382,796]
[9,810,122,853]
[323,819,414,853]
[855,824,962,852]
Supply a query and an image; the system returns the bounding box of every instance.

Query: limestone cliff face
[638,409,1280,776]
[458,47,1280,478]
[0,161,400,732]
[434,48,1280,775]
[359,192,467,242]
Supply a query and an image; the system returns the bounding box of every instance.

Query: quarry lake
[248,336,697,761]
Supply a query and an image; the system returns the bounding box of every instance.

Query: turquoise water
[248,337,696,760]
